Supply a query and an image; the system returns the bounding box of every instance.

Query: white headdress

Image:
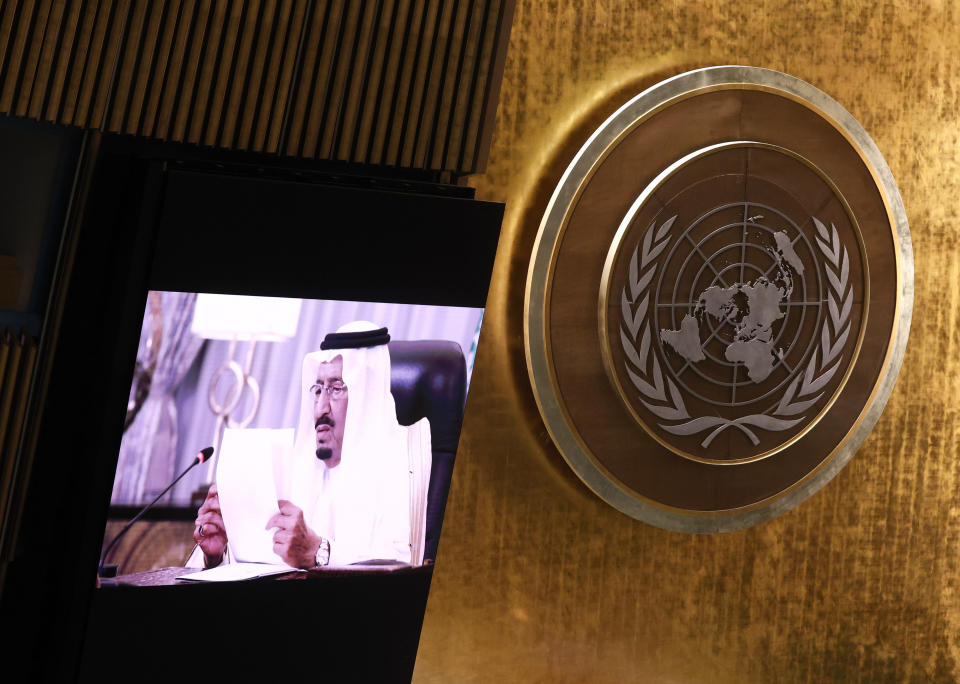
[288,321,410,561]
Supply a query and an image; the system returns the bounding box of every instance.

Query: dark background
[0,133,502,682]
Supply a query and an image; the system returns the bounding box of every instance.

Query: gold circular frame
[597,141,870,465]
[524,66,912,532]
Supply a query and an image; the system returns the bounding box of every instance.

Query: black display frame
[0,133,503,682]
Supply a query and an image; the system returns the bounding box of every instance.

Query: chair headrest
[388,340,466,454]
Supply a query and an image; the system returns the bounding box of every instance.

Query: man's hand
[266,500,322,569]
[193,483,227,568]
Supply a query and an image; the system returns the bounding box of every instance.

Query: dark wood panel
[0,0,515,174]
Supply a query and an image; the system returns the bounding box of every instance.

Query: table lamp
[190,294,302,480]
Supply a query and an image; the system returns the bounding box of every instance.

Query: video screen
[100,290,483,581]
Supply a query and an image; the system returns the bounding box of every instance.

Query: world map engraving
[660,230,805,383]
[616,208,853,458]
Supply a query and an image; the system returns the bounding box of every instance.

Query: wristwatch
[314,537,331,567]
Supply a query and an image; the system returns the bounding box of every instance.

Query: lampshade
[191,294,302,341]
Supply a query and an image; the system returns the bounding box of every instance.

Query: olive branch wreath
[619,215,851,449]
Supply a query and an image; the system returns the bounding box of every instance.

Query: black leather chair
[388,340,466,562]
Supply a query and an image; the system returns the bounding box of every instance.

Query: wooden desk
[104,562,422,586]
[81,564,433,682]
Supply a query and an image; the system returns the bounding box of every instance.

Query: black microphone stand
[98,447,214,579]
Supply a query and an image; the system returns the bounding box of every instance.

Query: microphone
[98,446,214,578]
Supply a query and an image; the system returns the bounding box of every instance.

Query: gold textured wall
[415,1,960,681]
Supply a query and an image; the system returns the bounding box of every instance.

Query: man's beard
[315,415,335,460]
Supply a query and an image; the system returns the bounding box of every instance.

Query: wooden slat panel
[107,0,150,132]
[317,0,360,159]
[349,0,392,163]
[0,0,516,174]
[449,0,493,171]
[14,0,52,117]
[154,0,198,140]
[0,329,38,563]
[137,0,182,137]
[71,0,116,128]
[166,0,206,141]
[380,0,426,166]
[245,0,289,151]
[397,0,443,168]
[0,1,36,114]
[364,0,409,165]
[410,0,457,168]
[31,0,70,119]
[184,0,226,145]
[283,0,329,157]
[429,0,474,170]
[143,0,186,138]
[42,0,83,122]
[454,0,499,172]
[333,0,380,161]
[0,2,23,91]
[226,0,273,150]
[259,0,300,152]
[207,1,252,147]
[469,0,514,173]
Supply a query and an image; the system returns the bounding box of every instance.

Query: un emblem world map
[660,229,804,384]
[611,194,860,465]
[527,68,910,529]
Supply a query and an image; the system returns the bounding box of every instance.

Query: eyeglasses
[310,382,347,400]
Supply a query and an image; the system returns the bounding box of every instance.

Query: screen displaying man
[192,321,430,569]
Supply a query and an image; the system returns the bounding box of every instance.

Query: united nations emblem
[525,67,912,531]
[600,142,866,465]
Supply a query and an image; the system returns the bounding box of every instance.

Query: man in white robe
[192,321,429,568]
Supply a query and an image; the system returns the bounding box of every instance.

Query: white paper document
[215,428,292,565]
[176,563,301,582]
